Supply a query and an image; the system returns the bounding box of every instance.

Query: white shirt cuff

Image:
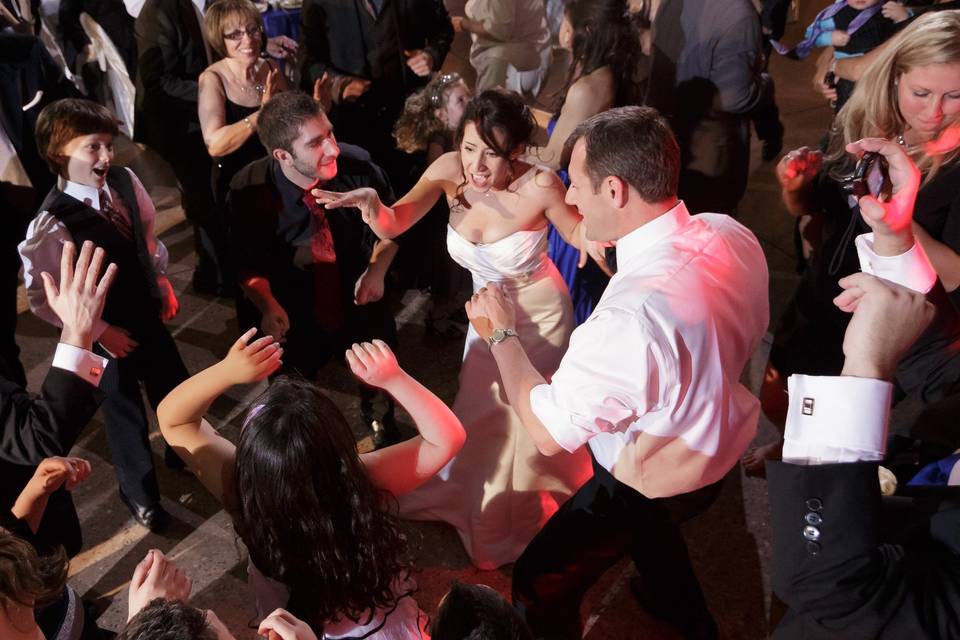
[51,343,109,387]
[855,233,936,294]
[529,383,592,454]
[782,374,892,464]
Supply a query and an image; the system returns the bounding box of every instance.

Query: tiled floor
[10,2,841,637]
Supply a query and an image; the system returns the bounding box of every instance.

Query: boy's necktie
[98,189,134,241]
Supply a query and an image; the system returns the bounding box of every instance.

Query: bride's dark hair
[453,89,536,208]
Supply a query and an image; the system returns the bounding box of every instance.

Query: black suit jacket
[133,0,206,152]
[0,362,104,512]
[769,460,960,638]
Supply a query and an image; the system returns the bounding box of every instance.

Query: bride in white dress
[315,90,600,569]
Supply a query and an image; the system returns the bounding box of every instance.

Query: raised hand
[834,272,934,380]
[341,77,371,102]
[127,550,192,621]
[346,340,403,389]
[465,284,516,343]
[258,608,318,640]
[41,240,117,351]
[221,328,283,385]
[99,325,139,358]
[845,137,920,255]
[312,72,332,112]
[311,187,382,223]
[262,66,282,105]
[776,146,822,192]
[576,224,614,276]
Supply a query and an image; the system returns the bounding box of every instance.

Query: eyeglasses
[223,25,263,41]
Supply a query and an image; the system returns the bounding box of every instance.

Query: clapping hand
[776,146,822,193]
[346,340,404,389]
[221,328,283,384]
[41,240,117,351]
[127,550,192,621]
[258,608,318,640]
[26,456,92,495]
[313,72,332,112]
[262,66,283,105]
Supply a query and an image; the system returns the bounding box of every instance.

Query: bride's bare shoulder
[425,151,463,180]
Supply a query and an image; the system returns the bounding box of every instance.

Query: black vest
[39,167,162,336]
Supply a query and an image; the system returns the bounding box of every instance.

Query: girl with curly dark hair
[393,72,472,163]
[156,331,465,637]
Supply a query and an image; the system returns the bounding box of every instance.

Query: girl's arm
[350,341,466,497]
[156,330,282,501]
[530,77,610,171]
[313,152,456,239]
[538,170,612,274]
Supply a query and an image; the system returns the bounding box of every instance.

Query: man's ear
[605,176,629,209]
[272,148,290,164]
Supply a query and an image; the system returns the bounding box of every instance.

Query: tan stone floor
[10,1,847,637]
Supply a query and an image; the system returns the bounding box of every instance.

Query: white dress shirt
[530,202,770,498]
[51,343,110,387]
[783,233,938,465]
[18,169,169,340]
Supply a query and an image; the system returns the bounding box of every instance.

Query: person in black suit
[134,0,296,295]
[299,0,452,193]
[229,91,401,447]
[769,136,960,638]
[2,241,114,556]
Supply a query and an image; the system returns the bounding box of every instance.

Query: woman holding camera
[744,10,960,475]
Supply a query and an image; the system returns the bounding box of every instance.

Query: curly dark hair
[117,599,215,640]
[452,89,536,208]
[431,582,533,640]
[231,377,411,631]
[555,0,641,114]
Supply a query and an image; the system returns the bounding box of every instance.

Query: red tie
[302,185,344,331]
[98,189,133,241]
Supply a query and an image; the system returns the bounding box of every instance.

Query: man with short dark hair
[466,106,770,638]
[229,91,401,446]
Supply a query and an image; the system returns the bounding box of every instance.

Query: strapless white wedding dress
[397,224,593,570]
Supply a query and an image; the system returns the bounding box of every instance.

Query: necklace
[238,81,265,96]
[897,133,907,147]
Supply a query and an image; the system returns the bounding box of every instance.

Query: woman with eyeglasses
[198,0,289,211]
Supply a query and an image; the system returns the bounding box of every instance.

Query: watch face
[492,329,505,341]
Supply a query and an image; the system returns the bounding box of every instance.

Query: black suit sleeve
[58,0,91,52]
[0,367,104,466]
[416,0,452,72]
[135,0,199,116]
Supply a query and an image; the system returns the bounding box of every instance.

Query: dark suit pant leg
[513,461,721,640]
[96,348,160,508]
[135,328,189,410]
[36,488,83,557]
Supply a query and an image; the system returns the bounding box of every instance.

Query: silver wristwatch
[487,328,518,347]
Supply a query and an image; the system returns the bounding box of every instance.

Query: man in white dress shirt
[467,106,769,638]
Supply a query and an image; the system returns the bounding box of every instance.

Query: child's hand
[354,267,386,305]
[127,550,192,621]
[346,340,403,389]
[881,1,909,22]
[158,276,180,321]
[26,456,92,496]
[221,328,283,385]
[831,30,850,47]
[777,146,823,192]
[100,325,139,358]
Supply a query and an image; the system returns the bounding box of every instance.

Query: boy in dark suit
[19,98,189,531]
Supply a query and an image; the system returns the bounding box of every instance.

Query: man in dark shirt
[229,91,401,446]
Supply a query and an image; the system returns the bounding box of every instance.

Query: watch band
[488,328,518,347]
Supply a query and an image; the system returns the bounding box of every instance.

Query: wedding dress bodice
[446,224,550,289]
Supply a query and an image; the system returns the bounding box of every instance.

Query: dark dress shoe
[118,490,170,532]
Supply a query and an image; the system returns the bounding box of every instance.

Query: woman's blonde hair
[393,73,464,154]
[203,0,264,59]
[826,10,960,184]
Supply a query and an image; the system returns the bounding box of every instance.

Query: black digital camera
[841,152,891,199]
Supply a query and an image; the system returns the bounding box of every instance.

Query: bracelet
[243,116,253,130]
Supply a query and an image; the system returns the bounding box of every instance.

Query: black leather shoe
[119,490,170,532]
